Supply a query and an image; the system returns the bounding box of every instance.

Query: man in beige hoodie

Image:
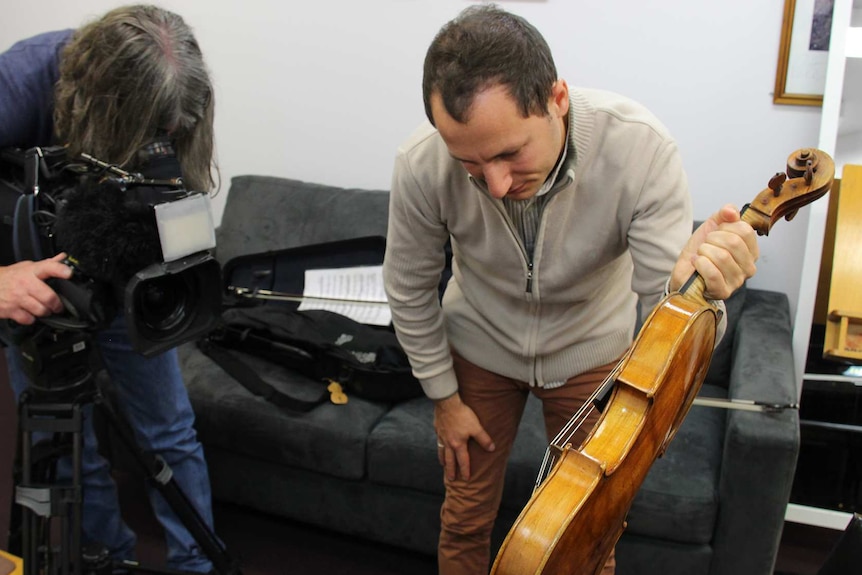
[383,5,758,574]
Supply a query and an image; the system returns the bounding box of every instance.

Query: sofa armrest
[709,289,800,575]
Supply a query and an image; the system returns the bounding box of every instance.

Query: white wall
[1,0,824,323]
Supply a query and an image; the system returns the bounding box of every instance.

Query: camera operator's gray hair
[422,4,558,126]
[54,4,216,193]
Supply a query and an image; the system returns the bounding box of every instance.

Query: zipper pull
[526,262,534,294]
[326,379,349,405]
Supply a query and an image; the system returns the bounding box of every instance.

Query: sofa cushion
[367,394,560,512]
[178,342,389,480]
[625,383,727,544]
[367,380,725,546]
[216,175,391,265]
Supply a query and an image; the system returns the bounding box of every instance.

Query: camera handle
[10,331,243,575]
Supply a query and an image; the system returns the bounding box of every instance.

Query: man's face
[430,81,569,201]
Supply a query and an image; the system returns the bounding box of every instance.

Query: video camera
[0,145,222,358]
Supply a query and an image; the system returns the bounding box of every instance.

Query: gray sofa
[177,175,801,575]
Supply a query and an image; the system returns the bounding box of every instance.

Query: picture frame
[774,0,834,106]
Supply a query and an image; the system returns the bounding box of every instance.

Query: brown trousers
[438,351,618,575]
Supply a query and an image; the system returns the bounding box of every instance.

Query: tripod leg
[93,391,241,575]
[15,396,85,575]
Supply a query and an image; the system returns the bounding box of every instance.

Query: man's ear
[549,79,569,118]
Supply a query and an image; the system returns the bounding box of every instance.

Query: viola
[490,148,834,575]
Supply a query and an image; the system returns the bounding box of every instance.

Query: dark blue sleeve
[0,29,73,148]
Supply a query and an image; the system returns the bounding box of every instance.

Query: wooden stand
[0,550,22,575]
[824,164,862,363]
[825,310,862,361]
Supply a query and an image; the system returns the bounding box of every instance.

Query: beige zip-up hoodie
[383,87,693,400]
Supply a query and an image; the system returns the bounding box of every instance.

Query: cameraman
[0,6,217,573]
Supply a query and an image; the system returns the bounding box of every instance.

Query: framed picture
[774,0,835,106]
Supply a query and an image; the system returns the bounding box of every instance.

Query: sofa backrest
[215,179,743,389]
[216,175,390,265]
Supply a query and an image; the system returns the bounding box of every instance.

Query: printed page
[298,265,391,326]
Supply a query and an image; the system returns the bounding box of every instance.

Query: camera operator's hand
[0,253,73,325]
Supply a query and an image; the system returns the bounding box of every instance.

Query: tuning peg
[768,172,787,196]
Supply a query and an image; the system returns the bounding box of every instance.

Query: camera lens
[125,255,221,357]
[134,274,195,336]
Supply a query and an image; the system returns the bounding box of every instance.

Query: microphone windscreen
[53,177,162,285]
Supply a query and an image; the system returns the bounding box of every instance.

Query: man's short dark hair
[422,4,558,126]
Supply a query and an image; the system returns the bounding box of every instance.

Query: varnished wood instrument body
[491,148,834,575]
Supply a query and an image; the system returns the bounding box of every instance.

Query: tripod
[8,326,242,575]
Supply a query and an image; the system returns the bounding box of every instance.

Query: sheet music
[298,265,391,326]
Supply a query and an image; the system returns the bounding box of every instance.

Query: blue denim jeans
[6,315,214,573]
